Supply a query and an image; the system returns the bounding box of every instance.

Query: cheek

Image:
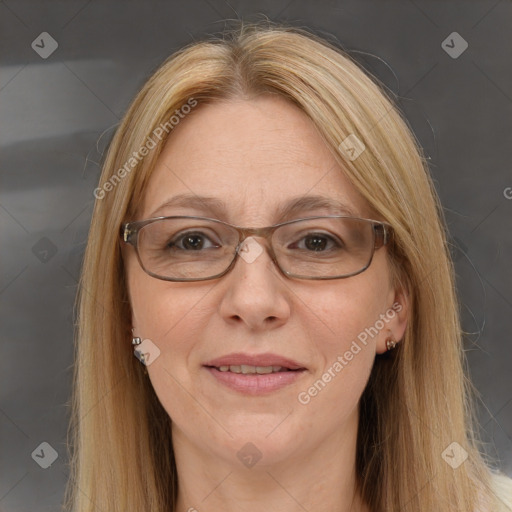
[129,281,217,419]
[294,285,380,419]
[127,262,215,365]
[294,267,391,406]
[298,274,390,352]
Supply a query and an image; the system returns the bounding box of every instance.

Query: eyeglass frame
[120,214,393,282]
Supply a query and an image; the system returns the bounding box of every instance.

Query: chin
[207,419,306,468]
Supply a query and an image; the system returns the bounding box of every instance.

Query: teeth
[217,365,287,374]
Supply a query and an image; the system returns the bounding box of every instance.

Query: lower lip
[204,366,306,395]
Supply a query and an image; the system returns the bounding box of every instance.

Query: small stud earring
[386,338,398,351]
[131,329,148,375]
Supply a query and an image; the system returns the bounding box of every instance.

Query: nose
[217,236,291,331]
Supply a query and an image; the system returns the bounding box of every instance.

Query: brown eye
[169,231,220,251]
[304,234,329,251]
[289,232,343,252]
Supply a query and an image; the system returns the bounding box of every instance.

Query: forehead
[138,95,371,223]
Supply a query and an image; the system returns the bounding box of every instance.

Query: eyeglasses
[120,215,392,282]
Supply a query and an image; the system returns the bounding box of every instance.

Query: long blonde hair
[65,21,511,511]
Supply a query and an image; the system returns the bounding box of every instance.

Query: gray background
[1,1,511,510]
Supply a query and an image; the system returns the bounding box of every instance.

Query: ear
[375,284,409,354]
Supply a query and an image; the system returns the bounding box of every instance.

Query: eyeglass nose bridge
[226,224,285,276]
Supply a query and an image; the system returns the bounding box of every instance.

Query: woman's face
[124,95,408,469]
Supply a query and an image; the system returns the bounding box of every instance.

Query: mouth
[202,353,307,395]
[207,364,304,375]
[203,352,307,371]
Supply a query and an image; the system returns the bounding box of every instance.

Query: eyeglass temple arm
[374,223,391,249]
[121,224,135,245]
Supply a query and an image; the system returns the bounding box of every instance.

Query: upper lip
[204,352,306,370]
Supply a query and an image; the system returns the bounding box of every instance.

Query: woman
[65,22,512,511]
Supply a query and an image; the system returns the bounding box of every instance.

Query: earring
[132,329,148,375]
[386,338,398,351]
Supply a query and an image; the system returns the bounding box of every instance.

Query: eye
[168,231,221,251]
[290,232,343,252]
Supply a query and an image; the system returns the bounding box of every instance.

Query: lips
[203,353,308,394]
[203,352,306,371]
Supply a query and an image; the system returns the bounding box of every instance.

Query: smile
[215,365,297,374]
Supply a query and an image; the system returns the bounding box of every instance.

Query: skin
[124,95,409,512]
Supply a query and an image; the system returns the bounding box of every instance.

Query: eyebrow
[148,193,359,221]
